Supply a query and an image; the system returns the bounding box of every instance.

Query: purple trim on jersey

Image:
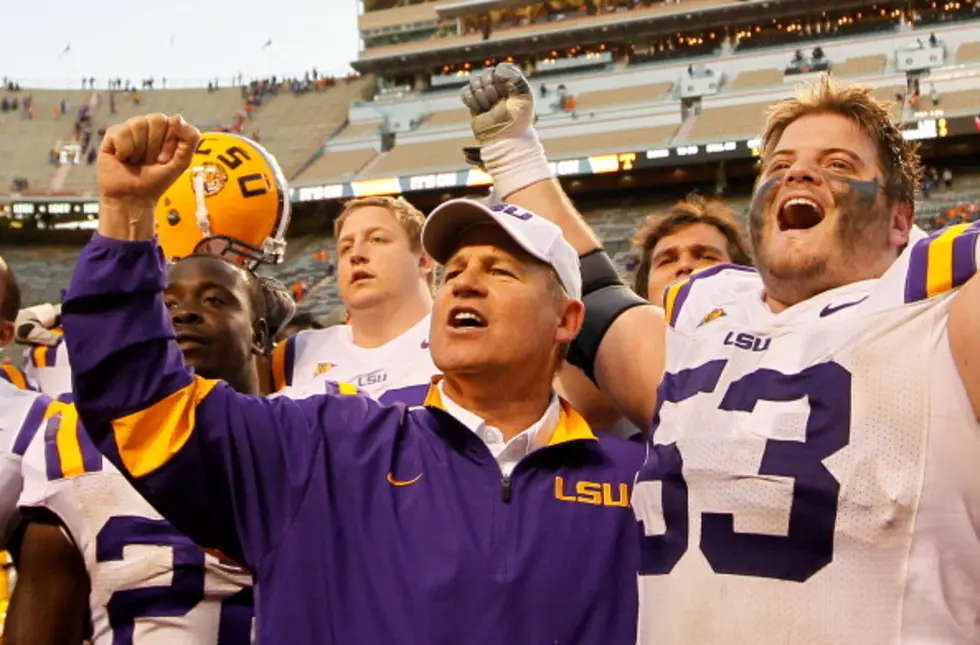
[953,226,978,288]
[905,235,930,303]
[44,340,62,367]
[667,264,756,327]
[43,414,63,481]
[12,394,51,456]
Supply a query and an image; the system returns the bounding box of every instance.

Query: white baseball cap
[422,198,582,300]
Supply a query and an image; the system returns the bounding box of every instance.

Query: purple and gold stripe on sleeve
[27,329,64,370]
[663,264,755,328]
[271,335,297,392]
[43,401,103,480]
[905,221,980,303]
[0,365,30,390]
[110,376,219,478]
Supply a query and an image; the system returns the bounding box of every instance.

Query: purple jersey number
[96,516,253,645]
[638,360,852,582]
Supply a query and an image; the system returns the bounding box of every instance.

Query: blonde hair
[333,195,433,289]
[761,75,922,209]
[334,196,425,253]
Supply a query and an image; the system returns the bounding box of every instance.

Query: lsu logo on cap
[698,308,727,328]
[315,362,336,376]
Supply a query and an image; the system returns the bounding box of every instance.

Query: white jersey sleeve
[22,330,73,397]
[18,399,255,645]
[0,380,47,546]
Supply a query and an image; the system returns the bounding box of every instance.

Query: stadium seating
[831,54,888,77]
[728,69,784,92]
[300,148,380,182]
[245,77,375,177]
[573,82,674,112]
[542,124,677,159]
[360,135,475,178]
[682,100,773,144]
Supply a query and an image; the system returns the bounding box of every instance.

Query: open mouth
[350,270,374,284]
[448,307,488,329]
[777,196,825,231]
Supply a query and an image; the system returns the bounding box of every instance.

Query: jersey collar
[422,377,596,447]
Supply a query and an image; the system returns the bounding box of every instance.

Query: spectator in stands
[929,32,938,47]
[943,168,953,189]
[930,83,939,106]
[631,195,751,305]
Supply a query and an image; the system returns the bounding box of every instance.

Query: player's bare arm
[5,520,89,645]
[462,63,664,428]
[949,271,980,420]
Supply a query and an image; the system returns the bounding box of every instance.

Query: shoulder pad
[663,264,761,331]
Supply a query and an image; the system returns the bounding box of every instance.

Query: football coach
[61,113,644,645]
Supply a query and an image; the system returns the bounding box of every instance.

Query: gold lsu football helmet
[155,132,291,268]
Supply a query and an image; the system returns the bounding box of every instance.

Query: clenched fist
[97,113,200,240]
[460,63,550,200]
[460,63,535,144]
[99,113,200,203]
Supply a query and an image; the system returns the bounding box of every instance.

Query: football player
[0,258,33,390]
[15,131,292,398]
[4,253,276,645]
[465,65,980,644]
[272,195,439,405]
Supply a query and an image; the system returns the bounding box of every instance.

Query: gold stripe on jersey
[927,223,970,298]
[111,377,218,477]
[54,404,87,478]
[0,365,28,390]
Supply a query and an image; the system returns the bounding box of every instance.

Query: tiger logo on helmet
[155,132,291,269]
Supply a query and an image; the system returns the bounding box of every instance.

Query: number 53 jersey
[17,399,255,645]
[634,222,980,645]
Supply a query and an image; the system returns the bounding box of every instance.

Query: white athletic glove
[14,303,62,347]
[460,63,552,199]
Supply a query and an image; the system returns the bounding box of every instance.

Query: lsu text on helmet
[155,132,291,268]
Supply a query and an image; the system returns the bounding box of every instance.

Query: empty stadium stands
[573,82,674,112]
[360,135,474,178]
[245,77,375,176]
[682,100,772,144]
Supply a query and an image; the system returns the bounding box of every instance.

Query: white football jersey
[273,314,438,405]
[22,329,73,396]
[18,399,254,645]
[634,221,980,645]
[0,379,44,545]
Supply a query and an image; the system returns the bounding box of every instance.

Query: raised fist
[460,63,535,144]
[98,113,200,204]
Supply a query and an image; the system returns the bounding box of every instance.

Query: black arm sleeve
[566,250,647,384]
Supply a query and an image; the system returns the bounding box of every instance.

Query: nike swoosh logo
[819,296,868,317]
[387,472,423,487]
